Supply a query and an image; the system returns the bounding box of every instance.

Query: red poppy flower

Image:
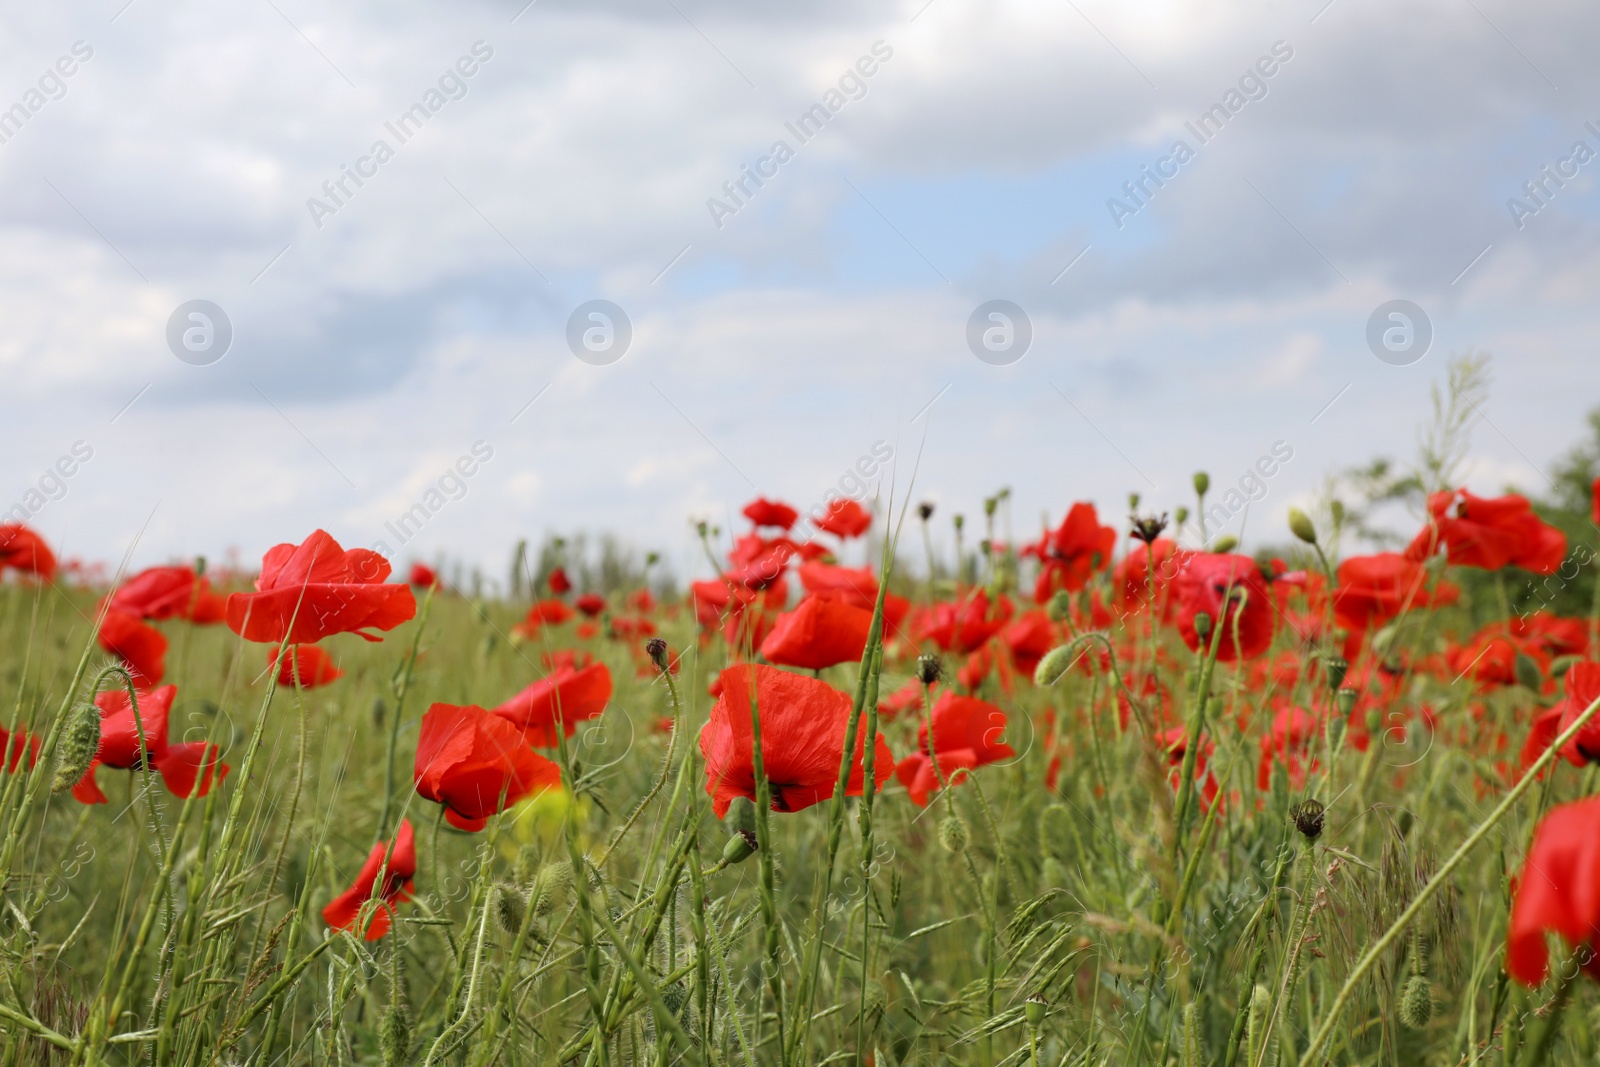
[814,499,872,539]
[1511,612,1591,660]
[0,726,38,772]
[73,685,229,804]
[796,561,911,632]
[894,691,1013,806]
[0,524,56,579]
[322,819,416,940]
[1000,610,1058,676]
[415,704,562,831]
[97,607,168,687]
[1406,489,1567,574]
[914,588,1013,656]
[1257,705,1319,791]
[226,530,416,645]
[1592,476,1600,527]
[759,595,873,671]
[1520,663,1600,770]
[1446,626,1549,691]
[492,662,614,747]
[511,598,576,639]
[1025,503,1116,602]
[548,567,572,595]
[698,663,893,818]
[877,677,934,720]
[1113,538,1187,623]
[1506,796,1600,986]
[271,645,343,689]
[743,497,800,530]
[408,562,439,588]
[1176,554,1275,662]
[107,565,227,623]
[726,535,797,591]
[575,593,606,617]
[1332,553,1457,635]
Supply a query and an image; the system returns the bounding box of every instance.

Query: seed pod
[1335,688,1358,719]
[1325,656,1349,691]
[721,829,758,865]
[1192,472,1211,496]
[1024,993,1047,1027]
[938,814,968,854]
[645,637,670,672]
[1290,799,1326,842]
[52,703,101,793]
[915,654,944,686]
[1398,974,1432,1029]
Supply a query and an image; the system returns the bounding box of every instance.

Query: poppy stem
[379,583,436,840]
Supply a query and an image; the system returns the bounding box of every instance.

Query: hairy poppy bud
[494,882,528,936]
[52,702,100,794]
[1193,472,1210,497]
[645,637,670,673]
[1287,507,1318,545]
[1290,799,1325,841]
[722,829,758,865]
[1398,974,1431,1029]
[1033,644,1078,688]
[938,815,968,853]
[1040,856,1066,888]
[1246,984,1270,1063]
[724,795,757,836]
[1181,1002,1201,1067]
[532,861,574,916]
[1192,612,1212,639]
[1025,993,1047,1027]
[915,654,943,687]
[380,996,411,1067]
[1044,591,1072,623]
[917,501,935,522]
[1210,534,1238,553]
[1174,506,1190,525]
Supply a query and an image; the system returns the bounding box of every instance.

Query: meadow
[0,369,1599,1066]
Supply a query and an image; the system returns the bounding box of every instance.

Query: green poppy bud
[1210,534,1239,553]
[724,795,757,837]
[1287,507,1317,545]
[1398,974,1432,1029]
[1192,472,1211,497]
[52,702,100,794]
[1033,644,1078,687]
[938,814,968,854]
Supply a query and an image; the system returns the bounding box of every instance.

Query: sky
[2,0,1597,585]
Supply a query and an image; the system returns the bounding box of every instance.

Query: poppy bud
[645,638,670,673]
[984,496,998,518]
[1246,984,1270,1062]
[1127,493,1140,512]
[938,814,968,853]
[722,829,758,865]
[915,654,943,687]
[1040,856,1066,889]
[1398,974,1431,1029]
[1181,1002,1201,1067]
[1330,500,1345,527]
[1033,644,1077,687]
[1290,799,1325,841]
[1175,506,1190,525]
[494,882,528,936]
[194,555,207,577]
[1044,591,1072,623]
[1325,656,1349,691]
[724,795,757,837]
[380,995,411,1067]
[1335,688,1357,718]
[646,550,660,566]
[1192,612,1212,639]
[1514,653,1544,692]
[532,861,574,917]
[1210,534,1238,553]
[953,513,965,532]
[52,702,100,794]
[1025,993,1047,1027]
[917,501,935,521]
[1193,472,1211,497]
[1287,507,1317,545]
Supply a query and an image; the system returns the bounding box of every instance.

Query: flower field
[0,401,1598,1066]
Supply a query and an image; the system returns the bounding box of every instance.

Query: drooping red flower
[894,691,1013,806]
[814,499,872,539]
[1000,610,1058,676]
[743,497,800,530]
[698,663,893,818]
[1506,796,1600,986]
[73,685,229,804]
[1176,553,1275,662]
[226,530,416,645]
[914,588,1013,656]
[1025,503,1117,602]
[408,562,439,588]
[575,592,606,617]
[759,595,873,671]
[1113,538,1188,623]
[492,662,614,747]
[0,524,56,579]
[725,535,797,591]
[97,607,168,687]
[1157,727,1220,813]
[415,704,562,831]
[322,819,416,940]
[1406,489,1567,574]
[271,644,344,689]
[548,567,572,595]
[107,565,227,623]
[1520,663,1600,770]
[1332,553,1457,637]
